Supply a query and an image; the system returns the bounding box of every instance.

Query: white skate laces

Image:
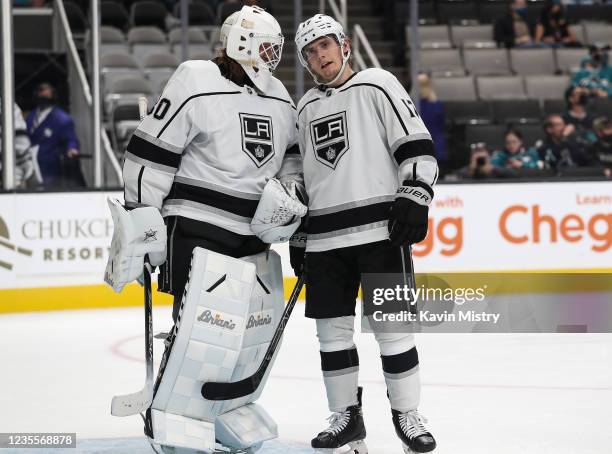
[324,410,351,436]
[399,410,429,439]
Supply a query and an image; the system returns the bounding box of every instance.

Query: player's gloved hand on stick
[251,178,308,243]
[289,230,307,276]
[104,198,167,293]
[388,180,432,247]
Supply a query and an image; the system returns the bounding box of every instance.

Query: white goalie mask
[295,14,351,86]
[223,5,284,93]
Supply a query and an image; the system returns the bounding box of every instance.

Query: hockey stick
[201,273,306,401]
[111,97,155,417]
[111,261,155,416]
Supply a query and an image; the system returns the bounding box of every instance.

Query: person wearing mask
[563,85,597,149]
[491,129,541,171]
[25,82,84,187]
[534,0,580,47]
[537,114,587,170]
[572,45,612,98]
[494,0,537,48]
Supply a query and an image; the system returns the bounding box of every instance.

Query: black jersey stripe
[297,97,321,117]
[338,83,408,135]
[157,91,242,139]
[127,134,182,168]
[381,347,419,374]
[320,348,359,372]
[307,201,391,235]
[257,93,296,109]
[393,139,435,166]
[167,181,260,218]
[137,166,145,203]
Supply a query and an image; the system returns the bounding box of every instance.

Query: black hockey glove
[289,231,307,277]
[388,180,432,247]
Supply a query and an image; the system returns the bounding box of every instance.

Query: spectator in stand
[537,114,588,170]
[563,85,597,148]
[572,45,612,98]
[457,143,512,179]
[417,73,448,172]
[491,128,541,170]
[534,0,580,48]
[587,116,612,177]
[26,82,85,188]
[494,0,538,49]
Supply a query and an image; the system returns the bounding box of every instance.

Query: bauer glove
[388,180,432,247]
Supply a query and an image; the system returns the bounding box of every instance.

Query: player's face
[303,36,344,82]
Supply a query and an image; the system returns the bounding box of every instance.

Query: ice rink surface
[1,304,611,454]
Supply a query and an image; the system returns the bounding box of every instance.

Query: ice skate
[392,409,436,453]
[311,387,367,453]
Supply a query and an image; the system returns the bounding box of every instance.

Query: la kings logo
[240,113,275,167]
[310,111,349,169]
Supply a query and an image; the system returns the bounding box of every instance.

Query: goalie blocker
[147,247,285,453]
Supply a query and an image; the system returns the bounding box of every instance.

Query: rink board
[1,181,610,313]
[0,438,312,454]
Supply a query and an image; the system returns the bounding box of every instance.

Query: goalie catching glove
[388,181,433,247]
[104,198,167,293]
[250,178,307,243]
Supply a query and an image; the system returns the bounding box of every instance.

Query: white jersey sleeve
[373,71,438,191]
[123,63,198,209]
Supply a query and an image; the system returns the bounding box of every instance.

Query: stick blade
[111,385,153,416]
[201,374,261,401]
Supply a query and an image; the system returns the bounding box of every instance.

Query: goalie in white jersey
[105,6,306,453]
[292,14,438,454]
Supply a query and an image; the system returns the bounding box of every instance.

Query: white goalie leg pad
[215,403,277,450]
[150,248,284,452]
[213,250,284,449]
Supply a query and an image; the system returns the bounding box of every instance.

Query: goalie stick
[111,97,155,417]
[201,273,306,401]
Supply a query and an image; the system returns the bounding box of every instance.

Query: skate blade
[314,439,368,454]
[402,443,436,454]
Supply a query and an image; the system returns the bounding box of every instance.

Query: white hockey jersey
[0,100,31,157]
[123,60,301,237]
[297,68,438,252]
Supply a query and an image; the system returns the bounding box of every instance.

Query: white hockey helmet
[294,14,351,85]
[224,5,284,93]
[220,11,240,48]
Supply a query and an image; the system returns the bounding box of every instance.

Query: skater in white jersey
[105,6,306,453]
[291,14,438,454]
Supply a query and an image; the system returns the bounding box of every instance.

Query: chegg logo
[499,204,612,252]
[412,217,463,257]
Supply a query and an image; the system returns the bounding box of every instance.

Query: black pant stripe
[381,347,419,374]
[320,348,359,372]
[308,202,391,235]
[167,182,260,218]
